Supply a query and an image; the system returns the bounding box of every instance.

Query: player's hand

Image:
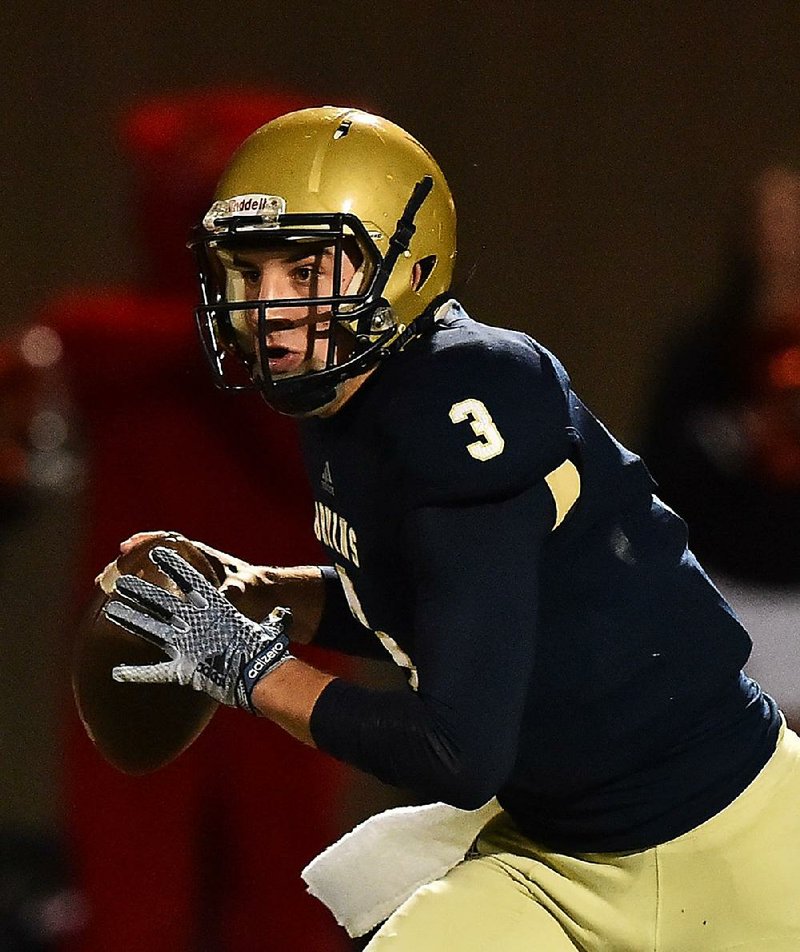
[116,531,326,645]
[105,545,293,712]
[118,530,277,610]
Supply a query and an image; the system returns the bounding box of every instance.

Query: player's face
[226,239,362,380]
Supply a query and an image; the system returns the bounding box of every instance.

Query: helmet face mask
[192,213,406,414]
[189,107,457,415]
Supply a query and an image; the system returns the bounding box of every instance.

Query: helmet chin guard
[189,107,456,415]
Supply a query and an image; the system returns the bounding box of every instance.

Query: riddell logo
[203,194,286,231]
[229,195,277,214]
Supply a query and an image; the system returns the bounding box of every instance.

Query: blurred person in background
[642,164,800,727]
[34,88,352,951]
[0,334,86,951]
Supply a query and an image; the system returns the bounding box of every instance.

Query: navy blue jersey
[301,301,779,852]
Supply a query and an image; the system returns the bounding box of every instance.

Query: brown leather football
[73,536,223,775]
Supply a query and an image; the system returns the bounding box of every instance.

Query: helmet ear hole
[413,255,437,291]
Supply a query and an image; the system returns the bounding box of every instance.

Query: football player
[106,107,800,949]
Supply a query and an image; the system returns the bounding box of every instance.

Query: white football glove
[105,546,292,713]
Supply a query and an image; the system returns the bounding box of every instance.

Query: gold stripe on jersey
[544,459,580,529]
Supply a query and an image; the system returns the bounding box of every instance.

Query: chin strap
[260,177,437,415]
[369,176,434,305]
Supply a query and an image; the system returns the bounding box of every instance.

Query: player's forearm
[224,564,326,645]
[251,658,335,745]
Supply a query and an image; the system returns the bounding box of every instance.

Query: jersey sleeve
[309,478,556,807]
[308,325,582,805]
[382,328,577,509]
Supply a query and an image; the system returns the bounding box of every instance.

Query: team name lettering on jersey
[313,501,360,568]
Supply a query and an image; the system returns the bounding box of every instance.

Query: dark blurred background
[6,2,800,442]
[3,1,800,947]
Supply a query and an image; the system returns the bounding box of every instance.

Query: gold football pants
[367,723,800,950]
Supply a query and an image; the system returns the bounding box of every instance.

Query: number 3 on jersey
[449,398,505,461]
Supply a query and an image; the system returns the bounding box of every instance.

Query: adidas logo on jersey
[321,461,334,495]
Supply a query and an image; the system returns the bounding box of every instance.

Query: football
[72,536,223,775]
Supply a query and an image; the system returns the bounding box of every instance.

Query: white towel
[301,798,502,938]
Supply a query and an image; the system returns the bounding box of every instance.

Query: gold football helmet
[188,106,457,414]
